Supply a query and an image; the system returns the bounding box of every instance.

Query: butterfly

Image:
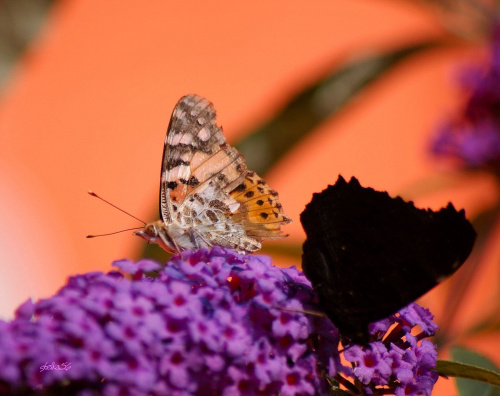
[134,94,291,254]
[300,175,476,344]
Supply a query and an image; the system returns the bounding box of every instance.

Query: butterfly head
[134,220,177,253]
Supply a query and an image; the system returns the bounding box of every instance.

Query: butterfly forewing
[160,95,227,220]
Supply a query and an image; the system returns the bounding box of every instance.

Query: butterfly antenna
[87,227,144,238]
[88,190,147,225]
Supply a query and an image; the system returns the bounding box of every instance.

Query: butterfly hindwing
[231,171,291,240]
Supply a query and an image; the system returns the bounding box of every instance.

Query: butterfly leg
[190,228,212,250]
[158,230,184,258]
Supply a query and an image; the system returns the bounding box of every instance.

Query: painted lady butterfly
[134,94,291,254]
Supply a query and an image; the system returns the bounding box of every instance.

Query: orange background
[0,1,498,394]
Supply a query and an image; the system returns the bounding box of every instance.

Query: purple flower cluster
[0,247,439,395]
[432,24,500,169]
[340,304,439,396]
[0,248,338,395]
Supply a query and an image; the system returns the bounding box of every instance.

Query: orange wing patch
[230,171,291,240]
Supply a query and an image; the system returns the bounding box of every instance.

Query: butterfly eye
[145,224,158,237]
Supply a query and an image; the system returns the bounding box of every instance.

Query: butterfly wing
[300,175,476,344]
[230,171,291,240]
[160,94,244,222]
[160,94,290,253]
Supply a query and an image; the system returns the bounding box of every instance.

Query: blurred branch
[398,0,494,40]
[236,39,447,176]
[0,0,54,91]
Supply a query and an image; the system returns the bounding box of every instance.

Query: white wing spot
[179,134,193,145]
[227,201,240,213]
[167,132,193,146]
[167,165,191,181]
[197,127,210,141]
[170,133,182,145]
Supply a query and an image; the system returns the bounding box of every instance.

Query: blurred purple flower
[0,247,439,395]
[432,23,500,170]
[342,302,439,396]
[0,248,338,395]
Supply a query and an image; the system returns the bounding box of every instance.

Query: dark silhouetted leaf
[452,346,500,396]
[436,352,500,395]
